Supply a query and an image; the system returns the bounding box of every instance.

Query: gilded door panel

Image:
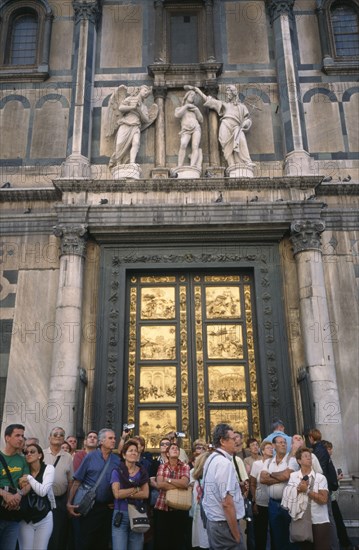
[126,272,260,451]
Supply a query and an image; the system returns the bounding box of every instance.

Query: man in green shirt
[0,423,29,550]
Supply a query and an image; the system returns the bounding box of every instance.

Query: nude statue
[174,89,203,169]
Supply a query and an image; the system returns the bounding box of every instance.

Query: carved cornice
[0,188,61,202]
[290,219,325,255]
[267,0,295,24]
[73,0,102,26]
[53,223,88,257]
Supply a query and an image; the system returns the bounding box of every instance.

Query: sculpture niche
[106,85,158,179]
[186,84,255,177]
[172,88,203,179]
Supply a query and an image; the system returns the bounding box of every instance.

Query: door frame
[92,239,297,442]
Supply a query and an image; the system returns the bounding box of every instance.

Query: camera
[337,468,342,475]
[123,423,135,433]
[175,432,185,438]
[113,511,123,528]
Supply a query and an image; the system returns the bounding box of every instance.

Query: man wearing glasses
[202,423,246,549]
[43,427,73,550]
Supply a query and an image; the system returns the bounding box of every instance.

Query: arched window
[0,0,53,81]
[9,12,38,65]
[317,0,359,73]
[331,3,359,57]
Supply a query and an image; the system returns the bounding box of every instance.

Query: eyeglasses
[52,432,65,437]
[160,442,170,447]
[195,445,205,450]
[24,449,37,455]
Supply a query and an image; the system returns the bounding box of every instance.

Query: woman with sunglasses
[18,444,55,550]
[188,439,207,469]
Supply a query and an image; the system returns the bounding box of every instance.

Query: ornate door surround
[93,241,296,448]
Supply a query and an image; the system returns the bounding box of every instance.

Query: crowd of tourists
[0,420,356,550]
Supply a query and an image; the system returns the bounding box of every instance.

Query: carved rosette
[290,220,326,256]
[73,0,102,26]
[267,0,295,24]
[53,224,88,258]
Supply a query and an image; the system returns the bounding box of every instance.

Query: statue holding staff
[185,84,254,172]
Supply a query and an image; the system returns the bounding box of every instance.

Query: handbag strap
[232,455,243,482]
[92,453,113,491]
[0,452,17,489]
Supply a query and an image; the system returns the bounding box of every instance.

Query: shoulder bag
[165,486,193,511]
[289,476,315,543]
[73,455,112,516]
[127,501,150,533]
[19,463,52,524]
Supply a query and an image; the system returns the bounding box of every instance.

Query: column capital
[154,0,164,7]
[153,85,168,100]
[204,81,219,98]
[53,224,88,257]
[73,0,102,26]
[290,219,325,255]
[267,0,295,25]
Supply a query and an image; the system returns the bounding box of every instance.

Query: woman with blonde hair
[190,451,210,549]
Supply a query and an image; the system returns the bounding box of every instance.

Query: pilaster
[267,0,313,176]
[61,0,102,178]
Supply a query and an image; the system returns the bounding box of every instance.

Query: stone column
[153,86,167,167]
[47,224,88,436]
[267,0,312,176]
[154,0,165,62]
[61,0,101,178]
[204,82,221,170]
[290,220,348,472]
[204,0,216,61]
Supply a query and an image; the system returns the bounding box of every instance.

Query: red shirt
[155,460,190,512]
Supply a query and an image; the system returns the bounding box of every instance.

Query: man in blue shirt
[67,428,120,550]
[264,419,292,453]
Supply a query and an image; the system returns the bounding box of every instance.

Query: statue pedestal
[171,166,202,179]
[226,163,255,178]
[111,163,142,180]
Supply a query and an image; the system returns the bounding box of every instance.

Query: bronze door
[125,272,261,451]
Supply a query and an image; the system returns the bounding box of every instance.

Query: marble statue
[106,85,158,178]
[186,84,255,177]
[174,89,203,171]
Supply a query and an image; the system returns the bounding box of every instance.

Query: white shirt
[288,470,329,524]
[43,448,73,497]
[203,449,245,521]
[250,460,269,506]
[27,464,56,509]
[263,453,297,500]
